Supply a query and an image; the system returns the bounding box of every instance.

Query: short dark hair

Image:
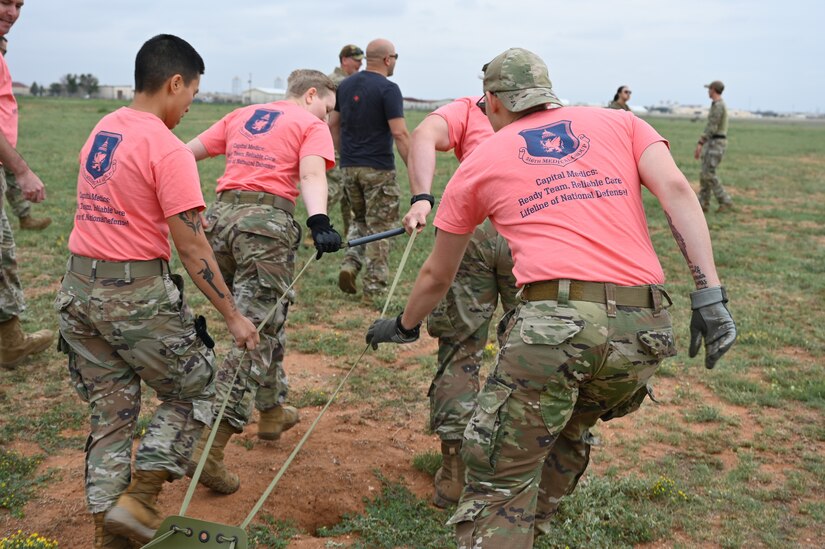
[134,34,204,94]
[613,85,628,102]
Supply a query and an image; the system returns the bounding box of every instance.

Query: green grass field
[1,97,824,548]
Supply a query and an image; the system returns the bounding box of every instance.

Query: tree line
[28,73,99,97]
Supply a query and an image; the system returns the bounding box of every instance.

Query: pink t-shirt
[198,100,335,203]
[0,54,18,148]
[68,107,205,262]
[434,107,667,287]
[430,96,493,161]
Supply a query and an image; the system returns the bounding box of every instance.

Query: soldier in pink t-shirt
[185,69,340,495]
[0,0,52,370]
[369,48,737,548]
[402,97,518,508]
[55,35,259,547]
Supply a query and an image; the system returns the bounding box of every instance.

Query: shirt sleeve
[700,102,722,143]
[197,115,230,157]
[300,120,336,170]
[383,82,405,121]
[153,147,206,218]
[433,159,488,235]
[430,99,470,151]
[632,116,669,162]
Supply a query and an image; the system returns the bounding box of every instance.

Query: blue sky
[5,0,824,113]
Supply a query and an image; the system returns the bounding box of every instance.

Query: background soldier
[326,44,364,242]
[328,38,410,303]
[607,85,632,111]
[695,80,733,212]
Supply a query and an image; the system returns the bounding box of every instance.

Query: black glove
[366,314,421,349]
[306,214,342,260]
[688,286,736,369]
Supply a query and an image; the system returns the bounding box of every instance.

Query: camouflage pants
[204,200,300,431]
[0,169,25,322]
[340,167,399,297]
[449,290,675,549]
[327,155,352,238]
[54,269,216,513]
[426,220,518,441]
[699,139,731,207]
[2,167,31,219]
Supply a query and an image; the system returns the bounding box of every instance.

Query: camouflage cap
[482,48,562,112]
[704,80,725,93]
[339,44,364,60]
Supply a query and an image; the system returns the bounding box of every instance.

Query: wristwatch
[410,193,435,208]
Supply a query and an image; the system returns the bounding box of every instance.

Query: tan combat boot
[104,469,169,544]
[0,317,54,370]
[433,440,465,508]
[19,215,52,230]
[338,265,358,294]
[186,420,240,494]
[93,512,133,549]
[258,405,300,441]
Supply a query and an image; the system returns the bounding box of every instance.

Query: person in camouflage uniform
[695,80,733,212]
[54,35,258,547]
[328,38,410,303]
[0,4,53,372]
[186,69,340,494]
[403,96,518,507]
[325,44,364,246]
[368,48,737,548]
[607,85,632,111]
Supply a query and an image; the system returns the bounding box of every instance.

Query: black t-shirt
[336,71,404,170]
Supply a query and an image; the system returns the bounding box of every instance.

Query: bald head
[365,38,398,76]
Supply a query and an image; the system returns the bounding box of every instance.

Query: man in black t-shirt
[328,38,410,303]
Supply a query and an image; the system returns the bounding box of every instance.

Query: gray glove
[688,286,737,369]
[366,314,420,349]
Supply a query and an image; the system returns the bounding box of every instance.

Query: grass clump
[0,450,53,518]
[248,514,302,549]
[0,531,59,549]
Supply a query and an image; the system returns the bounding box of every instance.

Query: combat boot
[258,405,300,440]
[104,469,169,544]
[93,512,133,549]
[186,420,240,494]
[717,203,734,213]
[338,264,358,294]
[19,215,52,230]
[0,316,54,370]
[433,440,465,508]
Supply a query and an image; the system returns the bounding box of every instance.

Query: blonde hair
[286,69,335,98]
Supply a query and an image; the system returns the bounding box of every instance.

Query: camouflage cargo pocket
[426,297,455,338]
[601,383,653,422]
[461,378,513,473]
[160,328,216,403]
[66,348,90,402]
[519,314,584,346]
[637,328,677,359]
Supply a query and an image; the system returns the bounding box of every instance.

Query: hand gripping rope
[140,227,415,549]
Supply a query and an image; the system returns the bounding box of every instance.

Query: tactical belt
[68,255,169,279]
[217,190,295,215]
[522,279,658,308]
[711,134,727,139]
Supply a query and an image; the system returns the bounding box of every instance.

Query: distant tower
[231,76,241,96]
[274,76,284,90]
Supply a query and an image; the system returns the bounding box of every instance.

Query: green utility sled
[141,516,248,548]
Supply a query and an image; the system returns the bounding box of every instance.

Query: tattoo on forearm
[197,258,225,298]
[665,211,708,288]
[178,210,202,234]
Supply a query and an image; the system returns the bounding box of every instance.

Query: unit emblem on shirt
[83,131,122,187]
[517,121,590,166]
[241,109,282,138]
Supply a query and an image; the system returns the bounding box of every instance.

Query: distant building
[97,85,134,101]
[11,81,29,96]
[245,87,286,104]
[402,97,453,111]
